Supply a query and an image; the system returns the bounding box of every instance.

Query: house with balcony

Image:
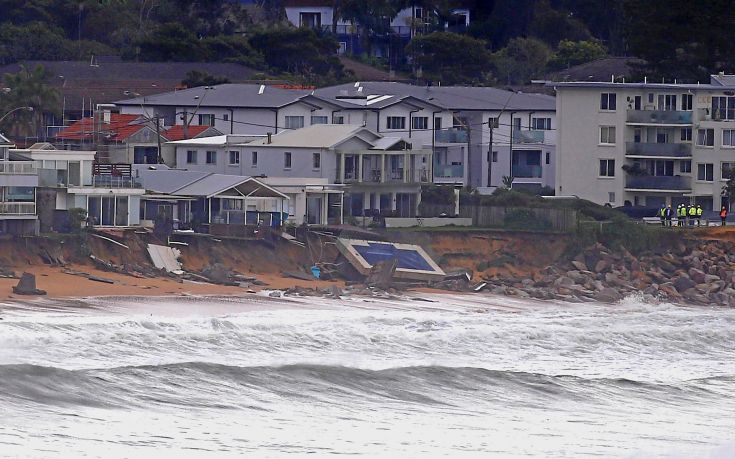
[170,124,431,219]
[0,134,38,235]
[283,0,470,60]
[9,144,144,230]
[552,74,735,211]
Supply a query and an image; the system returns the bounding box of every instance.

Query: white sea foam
[1,294,734,458]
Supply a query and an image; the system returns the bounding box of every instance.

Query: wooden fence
[419,203,578,232]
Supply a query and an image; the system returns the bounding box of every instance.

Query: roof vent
[357,86,363,93]
[258,85,265,95]
[354,82,360,88]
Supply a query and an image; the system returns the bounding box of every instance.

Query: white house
[553,73,735,212]
[0,134,38,235]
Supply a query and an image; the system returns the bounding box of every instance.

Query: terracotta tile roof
[162,125,213,141]
[55,113,145,141]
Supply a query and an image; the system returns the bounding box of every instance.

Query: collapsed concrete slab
[336,238,445,282]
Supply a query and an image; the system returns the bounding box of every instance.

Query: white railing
[0,202,36,214]
[0,161,36,175]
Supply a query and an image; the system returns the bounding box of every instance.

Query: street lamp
[0,106,33,124]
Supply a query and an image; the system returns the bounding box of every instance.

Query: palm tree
[0,64,60,140]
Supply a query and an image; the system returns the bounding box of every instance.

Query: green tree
[548,39,608,70]
[182,70,230,88]
[406,32,492,84]
[0,64,60,139]
[492,37,551,85]
[529,0,591,46]
[336,0,404,56]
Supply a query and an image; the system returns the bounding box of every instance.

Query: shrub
[504,209,552,231]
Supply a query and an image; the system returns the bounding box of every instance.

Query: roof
[545,57,645,83]
[139,169,287,199]
[312,81,555,111]
[248,124,375,148]
[115,83,315,109]
[0,133,12,146]
[55,114,147,141]
[162,125,220,141]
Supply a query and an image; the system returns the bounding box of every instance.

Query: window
[186,150,197,164]
[251,151,258,167]
[412,116,428,130]
[434,117,443,130]
[223,114,229,121]
[285,116,304,129]
[312,152,321,169]
[532,117,551,130]
[634,128,642,143]
[723,129,735,147]
[680,160,691,173]
[599,159,615,177]
[205,151,217,164]
[608,192,616,203]
[487,117,499,129]
[658,94,677,111]
[722,162,735,179]
[386,116,406,130]
[648,93,655,103]
[599,126,616,144]
[698,163,714,181]
[600,93,617,111]
[229,150,240,165]
[545,152,550,165]
[311,115,328,125]
[492,151,498,162]
[681,128,692,142]
[512,117,521,130]
[198,114,215,126]
[697,128,715,146]
[712,96,735,120]
[682,94,693,111]
[333,115,345,124]
[646,159,674,176]
[284,152,292,169]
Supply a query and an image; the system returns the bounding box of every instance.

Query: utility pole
[487,93,514,189]
[155,115,163,164]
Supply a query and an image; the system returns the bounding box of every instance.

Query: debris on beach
[12,272,46,296]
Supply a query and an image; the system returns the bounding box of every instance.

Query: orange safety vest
[721,209,728,218]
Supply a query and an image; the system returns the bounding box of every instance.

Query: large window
[285,116,304,129]
[681,127,692,141]
[658,94,677,111]
[698,163,714,181]
[722,162,735,179]
[600,93,617,111]
[412,116,428,130]
[206,151,217,164]
[198,114,215,126]
[532,117,552,130]
[386,116,406,130]
[681,93,693,111]
[229,150,240,165]
[284,152,292,169]
[186,150,197,164]
[312,152,321,170]
[599,159,615,177]
[697,128,715,146]
[311,115,328,125]
[599,126,616,144]
[723,129,735,146]
[712,96,735,120]
[680,160,691,173]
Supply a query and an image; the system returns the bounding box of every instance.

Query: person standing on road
[696,204,703,226]
[688,204,696,226]
[666,205,673,226]
[720,206,728,226]
[660,205,666,226]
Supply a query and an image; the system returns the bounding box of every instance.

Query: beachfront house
[170,124,431,219]
[0,133,38,235]
[553,73,735,212]
[135,167,288,236]
[9,144,144,230]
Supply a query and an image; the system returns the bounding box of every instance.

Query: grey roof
[711,74,735,86]
[139,169,286,198]
[545,57,645,82]
[247,124,376,148]
[115,83,314,109]
[550,81,722,90]
[312,81,556,111]
[0,133,12,146]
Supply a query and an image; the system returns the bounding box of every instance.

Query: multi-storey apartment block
[554,74,735,211]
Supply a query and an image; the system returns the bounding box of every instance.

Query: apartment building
[115,81,556,192]
[169,124,431,219]
[0,134,38,235]
[554,74,735,211]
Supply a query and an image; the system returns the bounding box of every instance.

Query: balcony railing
[91,175,142,189]
[512,130,545,144]
[0,161,36,175]
[625,175,691,191]
[625,142,692,158]
[434,164,464,178]
[435,128,468,143]
[0,202,36,215]
[512,165,543,179]
[627,110,692,125]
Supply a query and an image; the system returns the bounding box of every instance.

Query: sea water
[1,294,734,458]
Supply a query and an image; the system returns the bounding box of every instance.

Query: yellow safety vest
[697,207,703,216]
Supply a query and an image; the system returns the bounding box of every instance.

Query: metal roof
[138,169,287,199]
[247,124,377,149]
[0,133,12,146]
[115,83,315,109]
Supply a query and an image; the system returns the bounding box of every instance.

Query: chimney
[267,132,272,144]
